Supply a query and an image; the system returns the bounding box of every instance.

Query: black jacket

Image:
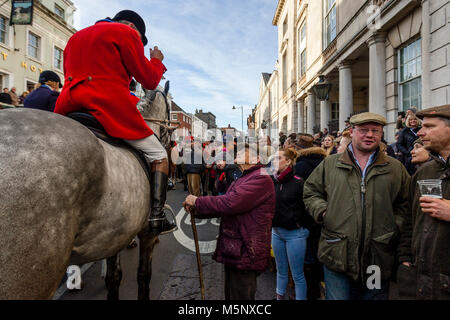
[398,127,420,156]
[23,86,59,112]
[215,164,242,194]
[183,147,205,174]
[0,92,12,105]
[294,147,327,180]
[272,167,314,230]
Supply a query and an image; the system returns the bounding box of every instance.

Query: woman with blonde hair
[397,113,422,174]
[322,135,337,156]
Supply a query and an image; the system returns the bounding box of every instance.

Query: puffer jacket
[303,146,410,282]
[272,167,314,230]
[397,154,450,300]
[294,147,327,180]
[195,165,276,273]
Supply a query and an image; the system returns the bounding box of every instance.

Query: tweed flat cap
[416,105,450,120]
[350,112,387,126]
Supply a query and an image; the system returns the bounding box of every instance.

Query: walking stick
[185,205,205,300]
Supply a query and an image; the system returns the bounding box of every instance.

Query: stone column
[421,0,431,108]
[367,32,387,118]
[298,99,304,133]
[339,61,353,131]
[306,91,316,134]
[320,100,331,131]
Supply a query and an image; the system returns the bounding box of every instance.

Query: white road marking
[173,208,217,254]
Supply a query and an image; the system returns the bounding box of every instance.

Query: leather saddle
[66,112,151,182]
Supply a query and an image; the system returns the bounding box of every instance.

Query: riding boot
[148,161,177,235]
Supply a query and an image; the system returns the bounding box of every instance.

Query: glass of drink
[417,179,443,199]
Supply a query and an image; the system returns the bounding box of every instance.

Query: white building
[256,0,450,143]
[190,114,208,141]
[0,0,77,93]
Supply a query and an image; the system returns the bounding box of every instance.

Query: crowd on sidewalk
[180,106,450,301]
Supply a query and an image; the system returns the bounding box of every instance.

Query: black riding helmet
[112,10,148,46]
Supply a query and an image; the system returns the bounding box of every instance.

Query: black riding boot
[148,171,177,235]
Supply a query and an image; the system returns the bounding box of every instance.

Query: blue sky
[71,0,279,130]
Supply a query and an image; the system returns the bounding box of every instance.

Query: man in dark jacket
[183,139,205,196]
[24,71,61,112]
[397,105,450,300]
[0,88,13,105]
[183,144,276,300]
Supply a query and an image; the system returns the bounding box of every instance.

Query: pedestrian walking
[397,105,450,300]
[271,148,313,300]
[9,87,19,106]
[303,112,410,300]
[183,144,275,300]
[184,139,205,197]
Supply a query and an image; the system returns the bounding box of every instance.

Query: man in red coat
[54,10,176,235]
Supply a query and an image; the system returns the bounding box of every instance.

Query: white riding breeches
[124,134,168,163]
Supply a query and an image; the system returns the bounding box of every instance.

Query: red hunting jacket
[54,21,167,140]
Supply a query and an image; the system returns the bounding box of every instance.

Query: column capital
[366,32,387,46]
[338,60,355,70]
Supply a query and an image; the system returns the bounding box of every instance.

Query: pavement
[57,183,280,300]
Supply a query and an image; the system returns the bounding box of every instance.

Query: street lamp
[312,75,332,101]
[232,105,244,134]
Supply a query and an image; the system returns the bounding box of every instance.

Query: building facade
[255,0,450,143]
[190,114,208,141]
[171,101,192,140]
[0,0,77,93]
[195,109,217,129]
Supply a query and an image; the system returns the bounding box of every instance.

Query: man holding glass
[397,105,450,300]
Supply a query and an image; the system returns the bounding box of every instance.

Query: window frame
[398,38,422,111]
[0,15,8,45]
[27,31,42,61]
[54,3,65,20]
[299,21,307,78]
[172,114,178,121]
[53,46,63,71]
[323,0,337,49]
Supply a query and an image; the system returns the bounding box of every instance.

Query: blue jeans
[323,266,389,300]
[272,227,309,300]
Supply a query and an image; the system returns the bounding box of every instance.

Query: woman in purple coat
[183,144,276,300]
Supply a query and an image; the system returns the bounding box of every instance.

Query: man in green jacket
[303,112,410,300]
[397,105,450,300]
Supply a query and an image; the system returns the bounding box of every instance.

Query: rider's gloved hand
[150,46,164,62]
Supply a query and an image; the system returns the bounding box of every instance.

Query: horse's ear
[164,81,170,96]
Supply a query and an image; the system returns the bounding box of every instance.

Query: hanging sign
[10,0,34,26]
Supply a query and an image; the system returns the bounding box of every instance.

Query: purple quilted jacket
[195,165,276,273]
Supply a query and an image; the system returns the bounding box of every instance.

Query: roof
[171,101,184,112]
[272,0,287,26]
[262,73,272,85]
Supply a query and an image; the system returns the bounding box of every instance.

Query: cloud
[71,0,278,129]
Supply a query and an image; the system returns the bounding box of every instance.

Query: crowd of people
[0,87,30,107]
[181,107,449,301]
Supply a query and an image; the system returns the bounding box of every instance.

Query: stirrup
[149,204,178,235]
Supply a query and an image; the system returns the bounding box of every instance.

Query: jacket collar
[274,166,294,183]
[242,164,265,176]
[429,153,450,179]
[338,143,388,169]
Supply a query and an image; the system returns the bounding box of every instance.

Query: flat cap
[350,112,387,126]
[416,105,450,120]
[295,133,314,149]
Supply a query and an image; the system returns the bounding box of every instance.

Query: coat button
[68,76,73,81]
[88,76,92,81]
[443,283,449,289]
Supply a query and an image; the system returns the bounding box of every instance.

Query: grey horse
[0,85,172,300]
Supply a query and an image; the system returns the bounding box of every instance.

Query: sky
[71,0,279,131]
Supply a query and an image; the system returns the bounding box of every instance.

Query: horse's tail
[0,109,106,299]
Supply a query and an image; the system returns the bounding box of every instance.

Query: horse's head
[137,81,173,149]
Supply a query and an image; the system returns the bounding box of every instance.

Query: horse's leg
[105,254,122,300]
[137,230,159,300]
